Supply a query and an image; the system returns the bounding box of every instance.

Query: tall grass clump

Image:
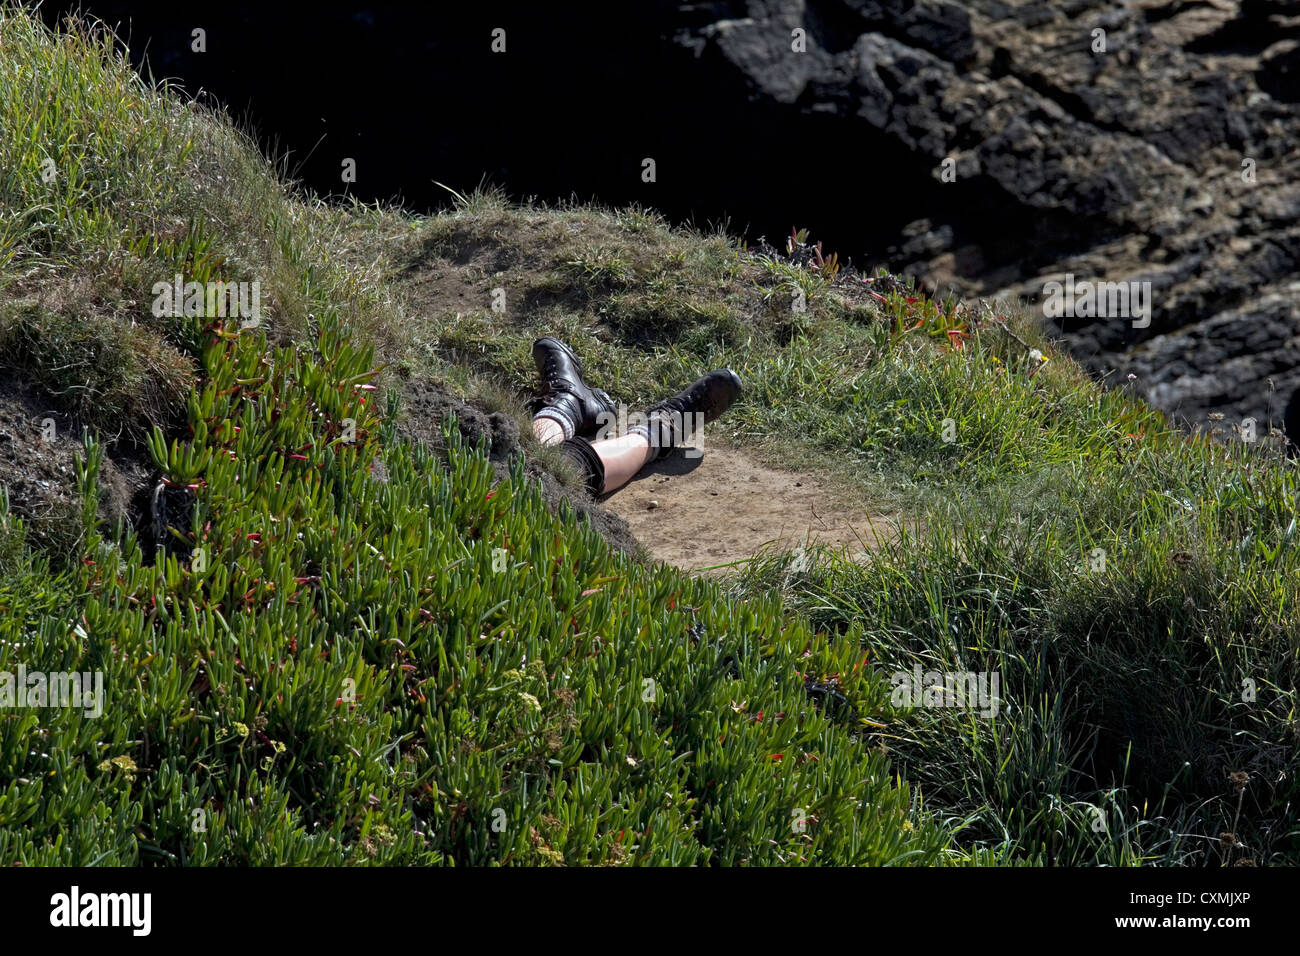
[731,322,1300,865]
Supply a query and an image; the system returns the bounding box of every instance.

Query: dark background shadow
[37,0,956,269]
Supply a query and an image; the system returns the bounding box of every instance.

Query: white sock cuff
[533,408,575,440]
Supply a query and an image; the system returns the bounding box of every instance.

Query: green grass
[0,5,402,441]
[369,193,1299,864]
[0,4,975,866]
[1,5,1296,866]
[0,304,962,866]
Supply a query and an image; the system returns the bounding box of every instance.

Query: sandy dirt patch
[599,443,893,573]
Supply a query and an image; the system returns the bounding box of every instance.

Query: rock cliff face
[671,0,1300,436]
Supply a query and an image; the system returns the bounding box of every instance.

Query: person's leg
[532,416,566,446]
[525,332,744,495]
[590,432,654,492]
[556,369,744,497]
[551,432,650,498]
[537,414,668,488]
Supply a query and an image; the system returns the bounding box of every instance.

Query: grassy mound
[1,6,1296,865]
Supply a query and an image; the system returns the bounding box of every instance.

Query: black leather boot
[529,336,616,439]
[644,369,742,457]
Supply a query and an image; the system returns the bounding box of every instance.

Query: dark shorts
[560,436,605,496]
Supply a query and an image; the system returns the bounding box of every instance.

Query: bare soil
[599,443,893,574]
[0,381,148,561]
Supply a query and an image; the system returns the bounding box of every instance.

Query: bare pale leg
[532,417,565,446]
[591,432,653,493]
[532,417,655,494]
